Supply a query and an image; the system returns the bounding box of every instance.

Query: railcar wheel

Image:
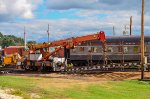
[24,65,30,71]
[31,66,38,71]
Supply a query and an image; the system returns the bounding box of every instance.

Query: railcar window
[88,47,91,52]
[93,47,98,53]
[118,46,123,52]
[134,46,139,53]
[87,47,97,52]
[145,46,147,52]
[146,45,150,53]
[95,47,101,52]
[87,47,92,52]
[124,47,128,53]
[91,47,97,53]
[91,47,95,52]
[72,48,76,53]
[79,47,84,52]
[108,47,113,52]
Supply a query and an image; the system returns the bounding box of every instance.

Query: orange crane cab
[18,31,106,71]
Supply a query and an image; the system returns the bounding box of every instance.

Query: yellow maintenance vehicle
[3,53,21,66]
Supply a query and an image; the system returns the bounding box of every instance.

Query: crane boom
[29,31,106,51]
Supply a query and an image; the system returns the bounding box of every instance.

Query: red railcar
[4,46,25,56]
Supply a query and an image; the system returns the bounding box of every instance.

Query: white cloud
[44,0,150,37]
[0,0,150,42]
[1,13,150,43]
[0,0,43,20]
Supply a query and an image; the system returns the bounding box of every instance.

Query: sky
[0,0,150,42]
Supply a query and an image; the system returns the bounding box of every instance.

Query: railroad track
[1,62,150,74]
[62,62,150,74]
[0,66,14,74]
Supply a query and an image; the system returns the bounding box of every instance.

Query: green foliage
[64,80,150,99]
[27,40,37,46]
[0,32,3,37]
[0,32,24,48]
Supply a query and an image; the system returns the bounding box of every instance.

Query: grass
[0,76,150,99]
[64,81,150,99]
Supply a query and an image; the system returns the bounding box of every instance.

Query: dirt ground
[0,89,23,99]
[4,72,150,81]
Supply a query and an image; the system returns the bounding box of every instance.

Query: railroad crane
[18,31,106,71]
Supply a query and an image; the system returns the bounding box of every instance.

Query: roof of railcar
[88,35,150,43]
[106,35,150,43]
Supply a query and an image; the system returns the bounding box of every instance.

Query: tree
[0,32,3,37]
[1,37,15,48]
[0,32,25,48]
[27,41,37,46]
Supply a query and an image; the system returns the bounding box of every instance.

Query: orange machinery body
[29,31,106,61]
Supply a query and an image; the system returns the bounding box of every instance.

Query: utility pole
[24,27,27,50]
[113,26,115,36]
[130,16,132,36]
[47,24,50,43]
[125,25,127,32]
[123,25,128,36]
[141,0,145,80]
[47,24,50,52]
